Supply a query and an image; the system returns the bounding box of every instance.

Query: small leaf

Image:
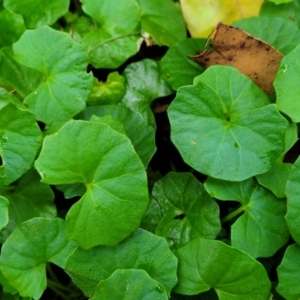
[175,238,271,298]
[0,196,9,230]
[87,72,126,106]
[276,244,300,300]
[0,169,56,243]
[0,89,43,186]
[168,66,288,181]
[159,38,205,90]
[275,44,300,122]
[13,26,93,125]
[0,218,78,300]
[91,269,168,300]
[152,172,220,248]
[121,59,173,127]
[77,105,156,167]
[35,120,148,248]
[3,0,69,28]
[65,228,178,297]
[204,177,289,258]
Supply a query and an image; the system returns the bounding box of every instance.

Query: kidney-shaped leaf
[0,217,78,300]
[168,66,288,181]
[275,44,300,123]
[276,244,300,300]
[152,172,220,248]
[205,177,289,258]
[3,0,69,28]
[13,26,93,125]
[91,269,168,300]
[65,228,178,297]
[0,89,43,186]
[35,120,148,248]
[174,238,271,299]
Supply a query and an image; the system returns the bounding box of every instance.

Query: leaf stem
[89,31,141,52]
[221,205,245,224]
[47,279,70,300]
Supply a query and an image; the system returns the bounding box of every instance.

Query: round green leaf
[121,59,173,127]
[168,66,288,181]
[0,89,43,186]
[160,38,205,90]
[175,238,271,299]
[91,269,168,300]
[205,177,289,258]
[35,120,148,248]
[234,17,300,55]
[0,218,78,300]
[3,0,69,28]
[0,9,25,48]
[285,156,300,244]
[0,169,56,243]
[0,196,9,230]
[13,26,93,125]
[65,228,178,297]
[152,172,220,249]
[276,244,300,300]
[275,44,300,122]
[77,104,156,167]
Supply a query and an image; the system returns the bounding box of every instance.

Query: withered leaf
[190,23,283,94]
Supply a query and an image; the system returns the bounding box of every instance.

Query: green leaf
[81,0,141,68]
[35,120,148,248]
[0,89,43,186]
[55,182,87,199]
[0,269,17,294]
[174,238,271,298]
[233,17,300,55]
[160,38,205,90]
[65,228,178,297]
[91,269,168,300]
[276,244,300,300]
[0,195,9,230]
[121,59,173,127]
[152,172,220,249]
[0,47,44,97]
[0,169,56,243]
[3,0,69,28]
[267,0,293,4]
[275,44,300,122]
[87,72,126,106]
[77,105,156,167]
[13,26,93,125]
[285,156,300,244]
[0,217,78,300]
[135,0,186,46]
[204,177,289,258]
[168,66,288,181]
[0,9,25,48]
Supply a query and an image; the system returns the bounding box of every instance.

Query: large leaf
[35,120,148,248]
[13,26,93,125]
[204,177,289,258]
[275,44,300,122]
[121,59,173,127]
[77,105,156,167]
[0,218,78,300]
[174,238,271,299]
[276,244,300,300]
[0,169,56,243]
[152,172,220,248]
[159,38,205,90]
[0,89,43,186]
[234,17,300,55]
[168,66,288,181]
[91,269,168,300]
[65,229,178,297]
[3,0,69,28]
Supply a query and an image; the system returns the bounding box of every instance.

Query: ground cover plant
[1,0,300,299]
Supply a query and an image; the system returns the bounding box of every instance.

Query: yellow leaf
[180,0,264,37]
